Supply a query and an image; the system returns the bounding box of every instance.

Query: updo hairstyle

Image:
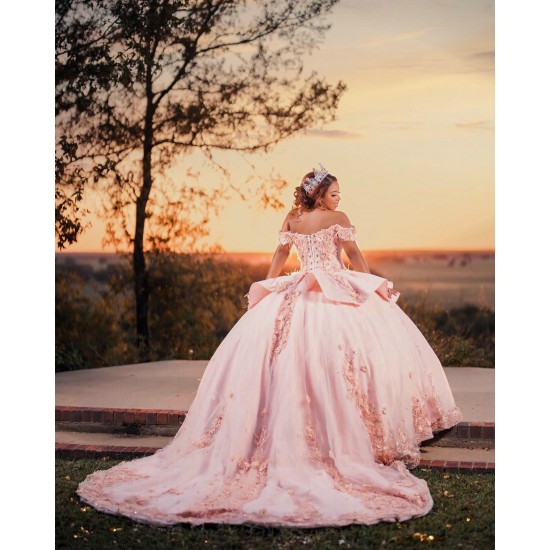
[292,171,338,212]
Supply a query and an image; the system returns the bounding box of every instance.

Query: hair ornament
[302,163,329,195]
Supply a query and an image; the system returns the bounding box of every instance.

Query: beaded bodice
[278,223,356,273]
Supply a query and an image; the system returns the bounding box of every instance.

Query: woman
[77,164,463,527]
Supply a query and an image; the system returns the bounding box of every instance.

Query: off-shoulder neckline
[279,223,354,236]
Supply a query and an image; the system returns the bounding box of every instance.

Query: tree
[55,0,346,360]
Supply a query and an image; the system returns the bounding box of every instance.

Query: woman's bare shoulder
[279,209,299,231]
[334,211,353,228]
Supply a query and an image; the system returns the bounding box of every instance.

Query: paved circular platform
[56,361,494,422]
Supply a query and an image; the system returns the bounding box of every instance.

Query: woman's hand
[387,287,399,298]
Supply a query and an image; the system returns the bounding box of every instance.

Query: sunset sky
[66,0,494,254]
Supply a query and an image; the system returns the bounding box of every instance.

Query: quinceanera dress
[76,223,463,528]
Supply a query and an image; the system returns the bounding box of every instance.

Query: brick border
[54,443,494,473]
[56,443,158,459]
[56,406,187,426]
[441,421,495,440]
[56,407,494,440]
[416,458,494,474]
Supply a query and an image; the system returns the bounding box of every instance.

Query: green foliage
[146,253,252,360]
[57,458,494,549]
[400,298,495,368]
[55,269,136,371]
[56,257,495,370]
[56,254,256,369]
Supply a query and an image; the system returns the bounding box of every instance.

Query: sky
[65,0,494,253]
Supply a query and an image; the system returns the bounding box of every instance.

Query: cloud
[467,50,495,72]
[471,50,495,60]
[362,62,436,71]
[304,129,364,140]
[379,121,423,132]
[455,120,494,131]
[367,27,438,48]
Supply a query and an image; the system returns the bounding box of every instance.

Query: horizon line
[56,248,495,255]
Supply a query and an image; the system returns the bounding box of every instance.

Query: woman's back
[286,208,347,234]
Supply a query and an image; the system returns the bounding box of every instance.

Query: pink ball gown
[76,223,463,528]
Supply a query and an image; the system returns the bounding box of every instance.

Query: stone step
[55,406,185,436]
[55,431,494,473]
[55,405,494,448]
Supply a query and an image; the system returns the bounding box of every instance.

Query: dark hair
[292,172,338,212]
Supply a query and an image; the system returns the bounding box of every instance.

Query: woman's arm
[266,243,290,279]
[340,212,399,299]
[341,232,398,298]
[266,212,292,279]
[341,240,371,273]
[334,212,371,274]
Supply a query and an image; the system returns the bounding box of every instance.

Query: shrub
[55,269,136,371]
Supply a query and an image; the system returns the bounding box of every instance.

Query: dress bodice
[278,223,356,273]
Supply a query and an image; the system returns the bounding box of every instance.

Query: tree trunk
[134,190,150,361]
[133,56,155,362]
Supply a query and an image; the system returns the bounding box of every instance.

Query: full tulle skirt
[77,270,463,527]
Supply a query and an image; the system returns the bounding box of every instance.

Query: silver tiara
[302,163,329,195]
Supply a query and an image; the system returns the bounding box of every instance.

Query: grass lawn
[56,458,494,549]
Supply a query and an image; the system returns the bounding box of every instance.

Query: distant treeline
[55,255,494,371]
